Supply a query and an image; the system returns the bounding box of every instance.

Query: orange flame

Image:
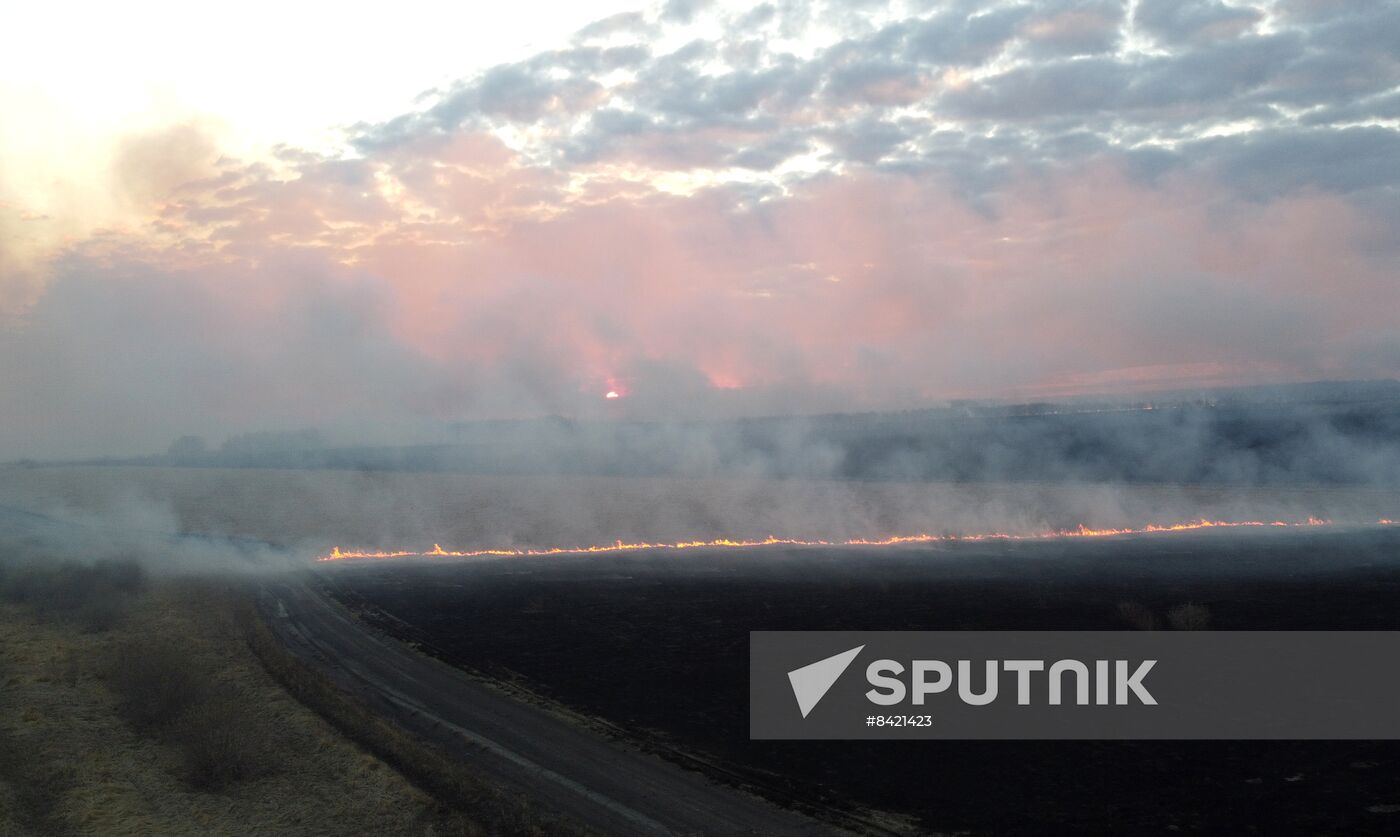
[315,516,1388,562]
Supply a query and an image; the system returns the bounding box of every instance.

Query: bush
[75,596,126,634]
[108,634,276,791]
[108,640,208,732]
[174,692,273,790]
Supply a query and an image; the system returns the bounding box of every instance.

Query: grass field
[4,465,1396,556]
[3,465,1399,834]
[0,561,561,836]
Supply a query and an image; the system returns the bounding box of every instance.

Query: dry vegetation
[0,555,560,836]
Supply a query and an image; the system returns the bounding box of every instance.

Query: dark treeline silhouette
[73,379,1400,486]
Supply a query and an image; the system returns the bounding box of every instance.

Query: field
[0,571,508,836]
[323,529,1400,836]
[3,466,1397,553]
[4,466,1400,834]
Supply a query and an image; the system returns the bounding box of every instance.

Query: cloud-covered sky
[2,0,1398,457]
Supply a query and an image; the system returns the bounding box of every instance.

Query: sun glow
[316,516,1377,562]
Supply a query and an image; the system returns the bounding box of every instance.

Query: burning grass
[318,516,1351,562]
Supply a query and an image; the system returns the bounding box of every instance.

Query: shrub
[75,596,126,633]
[108,640,208,731]
[174,692,274,790]
[107,625,276,791]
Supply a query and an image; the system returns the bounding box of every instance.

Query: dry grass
[0,684,74,836]
[0,571,502,835]
[0,557,146,632]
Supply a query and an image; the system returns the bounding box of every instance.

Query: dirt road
[261,577,837,837]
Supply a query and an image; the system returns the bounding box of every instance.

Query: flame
[316,516,1386,562]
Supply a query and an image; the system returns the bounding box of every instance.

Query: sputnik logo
[787,645,865,718]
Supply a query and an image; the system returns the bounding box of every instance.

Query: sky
[1,0,1398,458]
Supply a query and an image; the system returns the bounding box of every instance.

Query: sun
[605,390,620,399]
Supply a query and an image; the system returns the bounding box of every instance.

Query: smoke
[0,515,286,580]
[1,457,1395,567]
[1,3,1397,569]
[0,474,292,576]
[1,161,1398,461]
[112,122,222,209]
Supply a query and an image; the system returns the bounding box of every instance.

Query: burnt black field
[321,528,1400,836]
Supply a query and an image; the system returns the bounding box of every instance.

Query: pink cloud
[3,134,1396,456]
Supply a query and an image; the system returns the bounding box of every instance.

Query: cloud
[339,1,1390,181]
[1201,126,1400,198]
[661,0,715,24]
[112,122,222,207]
[902,5,1031,66]
[2,0,1398,458]
[575,11,657,41]
[942,56,1128,120]
[1133,0,1262,44]
[1022,0,1126,56]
